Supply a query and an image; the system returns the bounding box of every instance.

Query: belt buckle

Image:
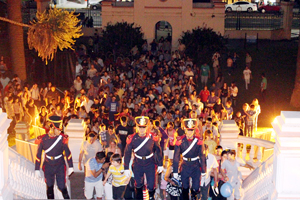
[187,158,191,162]
[142,156,146,160]
[51,156,54,160]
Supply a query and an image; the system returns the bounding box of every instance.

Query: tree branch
[0,16,33,28]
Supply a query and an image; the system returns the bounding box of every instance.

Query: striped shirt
[108,164,128,187]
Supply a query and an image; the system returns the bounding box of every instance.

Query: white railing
[237,136,274,166]
[242,155,274,200]
[220,120,275,167]
[8,148,70,199]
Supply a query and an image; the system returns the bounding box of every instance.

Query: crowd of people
[0,36,265,200]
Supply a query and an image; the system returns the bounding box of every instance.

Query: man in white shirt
[101,71,111,83]
[78,132,103,171]
[184,66,194,77]
[30,83,41,106]
[243,66,252,90]
[87,64,98,78]
[75,61,83,77]
[200,144,219,200]
[97,56,104,68]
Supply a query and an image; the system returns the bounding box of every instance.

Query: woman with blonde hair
[251,98,261,131]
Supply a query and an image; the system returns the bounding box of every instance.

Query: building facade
[101,0,225,48]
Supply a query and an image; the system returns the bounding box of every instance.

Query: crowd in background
[0,36,263,199]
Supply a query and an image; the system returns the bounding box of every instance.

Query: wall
[225,29,285,40]
[101,0,225,48]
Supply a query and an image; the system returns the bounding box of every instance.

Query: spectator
[246,104,256,137]
[245,52,252,68]
[221,150,253,200]
[78,132,103,172]
[103,154,130,200]
[260,73,267,102]
[200,62,210,86]
[84,152,109,200]
[243,66,252,90]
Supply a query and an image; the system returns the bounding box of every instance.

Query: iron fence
[22,8,102,28]
[292,12,300,29]
[225,12,283,30]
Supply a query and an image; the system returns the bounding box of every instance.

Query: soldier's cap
[183,118,197,130]
[135,116,149,128]
[48,115,62,129]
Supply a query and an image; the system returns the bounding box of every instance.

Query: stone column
[35,0,50,12]
[219,120,240,150]
[0,109,13,200]
[281,1,294,40]
[271,111,300,199]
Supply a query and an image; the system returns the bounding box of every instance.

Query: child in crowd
[103,154,130,200]
[221,150,254,200]
[160,162,169,200]
[224,100,233,120]
[103,152,114,200]
[204,130,217,155]
[246,104,256,137]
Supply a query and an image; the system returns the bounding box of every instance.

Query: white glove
[201,173,206,177]
[68,168,74,176]
[157,166,163,174]
[173,173,179,180]
[35,170,41,178]
[124,170,131,178]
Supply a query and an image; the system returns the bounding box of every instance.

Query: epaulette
[61,133,69,144]
[176,139,182,146]
[195,136,203,145]
[35,134,47,144]
[126,133,136,144]
[152,135,159,142]
[176,135,184,146]
[176,135,184,141]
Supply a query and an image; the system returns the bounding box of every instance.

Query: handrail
[242,155,274,200]
[8,147,70,199]
[8,147,47,199]
[237,136,275,149]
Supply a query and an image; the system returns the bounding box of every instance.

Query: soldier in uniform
[124,116,163,200]
[35,115,74,199]
[173,118,207,200]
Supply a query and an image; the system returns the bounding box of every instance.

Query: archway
[155,21,172,42]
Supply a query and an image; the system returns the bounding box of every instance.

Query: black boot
[191,189,199,200]
[135,187,143,200]
[149,189,155,200]
[46,185,54,199]
[182,188,190,200]
[61,188,70,199]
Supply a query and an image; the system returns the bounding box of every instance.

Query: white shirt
[230,86,238,97]
[75,64,83,76]
[0,77,10,88]
[221,157,245,185]
[87,68,97,78]
[80,140,103,165]
[101,75,110,82]
[243,69,251,79]
[185,70,194,77]
[202,153,219,186]
[74,79,82,91]
[97,58,104,67]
